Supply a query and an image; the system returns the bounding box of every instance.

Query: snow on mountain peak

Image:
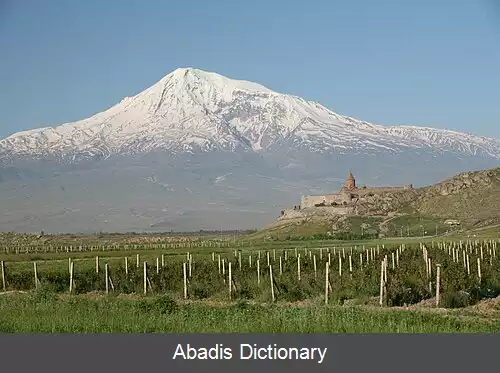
[167,67,274,93]
[1,67,500,161]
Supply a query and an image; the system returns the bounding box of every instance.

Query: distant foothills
[36,229,258,237]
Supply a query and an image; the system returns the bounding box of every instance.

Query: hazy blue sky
[1,0,499,138]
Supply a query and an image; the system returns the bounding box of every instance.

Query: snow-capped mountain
[1,68,500,234]
[2,67,500,162]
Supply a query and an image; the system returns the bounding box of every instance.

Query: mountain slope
[411,166,500,221]
[1,68,499,234]
[1,67,500,162]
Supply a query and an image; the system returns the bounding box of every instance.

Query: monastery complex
[299,171,413,209]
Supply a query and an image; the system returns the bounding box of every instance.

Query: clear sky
[1,0,499,139]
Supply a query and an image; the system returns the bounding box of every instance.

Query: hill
[254,166,500,241]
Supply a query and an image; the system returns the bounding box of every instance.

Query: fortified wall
[298,171,413,211]
[280,205,354,219]
[300,192,352,209]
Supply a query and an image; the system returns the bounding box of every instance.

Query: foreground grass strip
[1,294,499,333]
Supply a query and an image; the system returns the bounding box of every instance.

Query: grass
[384,216,449,237]
[1,292,499,333]
[2,235,500,333]
[3,243,500,306]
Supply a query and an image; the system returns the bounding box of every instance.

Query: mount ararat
[1,68,499,233]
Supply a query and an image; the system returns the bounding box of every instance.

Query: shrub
[441,291,471,308]
[135,295,178,315]
[150,295,178,314]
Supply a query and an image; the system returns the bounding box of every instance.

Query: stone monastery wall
[297,172,412,210]
[300,193,351,208]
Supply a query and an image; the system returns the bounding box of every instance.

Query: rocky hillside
[264,166,500,238]
[411,167,500,222]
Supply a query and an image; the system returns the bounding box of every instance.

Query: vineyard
[2,239,500,309]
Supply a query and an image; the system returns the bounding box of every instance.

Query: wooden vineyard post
[391,252,395,270]
[136,254,140,268]
[105,264,109,294]
[143,262,147,295]
[33,262,39,289]
[467,254,470,276]
[320,248,323,260]
[156,258,160,274]
[269,264,275,302]
[239,252,242,271]
[162,254,165,268]
[427,258,432,295]
[95,256,99,274]
[212,252,215,262]
[1,261,5,291]
[68,258,71,274]
[183,262,188,299]
[273,249,276,262]
[477,258,482,282]
[328,252,331,267]
[396,250,399,267]
[257,259,260,285]
[360,253,363,267]
[384,256,388,283]
[125,257,128,276]
[228,262,232,300]
[313,255,317,279]
[379,260,384,306]
[297,254,301,281]
[249,255,252,268]
[222,259,226,283]
[188,255,192,278]
[267,251,270,267]
[349,255,352,276]
[69,261,74,294]
[218,255,221,274]
[338,255,342,278]
[436,264,441,307]
[325,262,329,305]
[279,256,283,275]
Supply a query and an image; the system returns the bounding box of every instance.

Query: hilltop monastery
[299,171,413,209]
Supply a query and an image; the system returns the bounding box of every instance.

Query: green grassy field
[1,292,499,333]
[1,234,500,333]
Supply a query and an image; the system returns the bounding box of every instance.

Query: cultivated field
[1,236,500,333]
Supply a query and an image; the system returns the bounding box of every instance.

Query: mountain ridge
[1,68,499,233]
[2,67,500,162]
